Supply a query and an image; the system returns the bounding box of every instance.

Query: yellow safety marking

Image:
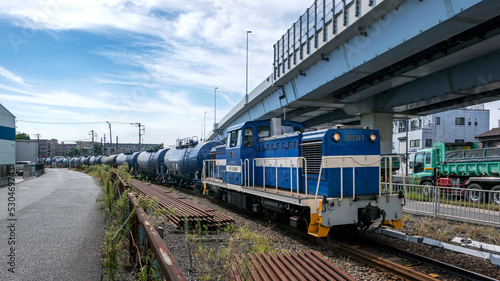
[383,219,403,229]
[392,219,403,229]
[307,213,331,237]
[424,167,435,170]
[428,273,439,278]
[202,183,207,195]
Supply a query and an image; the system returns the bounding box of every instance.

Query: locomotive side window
[243,127,254,147]
[282,125,294,134]
[236,129,242,147]
[257,126,270,138]
[227,130,241,148]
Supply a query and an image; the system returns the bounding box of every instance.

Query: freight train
[70,118,404,237]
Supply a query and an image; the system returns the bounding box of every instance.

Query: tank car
[89,156,96,165]
[126,152,140,173]
[101,154,118,167]
[95,155,102,165]
[116,153,128,167]
[202,118,404,237]
[69,157,75,168]
[137,149,169,180]
[164,137,222,190]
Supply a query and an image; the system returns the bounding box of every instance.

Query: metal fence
[402,184,500,227]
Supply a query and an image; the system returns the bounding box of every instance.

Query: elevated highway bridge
[211,0,500,153]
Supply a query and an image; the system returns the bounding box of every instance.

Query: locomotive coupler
[358,203,381,228]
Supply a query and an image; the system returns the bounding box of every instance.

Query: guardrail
[402,184,500,227]
[128,193,187,281]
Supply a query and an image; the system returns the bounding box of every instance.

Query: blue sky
[0,0,311,145]
[1,0,500,147]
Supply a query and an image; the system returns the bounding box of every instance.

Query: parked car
[15,161,35,176]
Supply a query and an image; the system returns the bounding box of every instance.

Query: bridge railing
[274,0,381,81]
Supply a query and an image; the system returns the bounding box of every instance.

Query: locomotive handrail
[315,156,358,210]
[379,155,406,204]
[240,158,250,187]
[252,157,308,196]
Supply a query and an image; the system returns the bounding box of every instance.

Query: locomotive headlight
[333,133,341,142]
[369,133,377,142]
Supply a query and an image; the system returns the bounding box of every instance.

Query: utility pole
[116,136,118,154]
[88,130,96,156]
[103,134,106,155]
[107,121,112,154]
[131,123,145,152]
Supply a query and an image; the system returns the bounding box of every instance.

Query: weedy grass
[403,215,500,245]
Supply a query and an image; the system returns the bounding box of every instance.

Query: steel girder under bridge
[211,0,500,145]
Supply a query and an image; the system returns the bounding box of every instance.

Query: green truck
[412,142,500,203]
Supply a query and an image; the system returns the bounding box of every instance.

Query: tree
[66,147,81,157]
[93,143,102,155]
[16,132,30,140]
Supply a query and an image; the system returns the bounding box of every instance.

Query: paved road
[0,169,104,280]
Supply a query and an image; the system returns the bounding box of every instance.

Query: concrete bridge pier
[360,113,393,154]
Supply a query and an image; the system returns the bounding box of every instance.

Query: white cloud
[0,66,26,85]
[0,0,312,145]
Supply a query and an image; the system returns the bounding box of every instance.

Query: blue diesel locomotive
[202,118,403,237]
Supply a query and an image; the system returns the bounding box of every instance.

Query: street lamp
[246,30,251,105]
[106,121,112,154]
[204,111,207,141]
[214,87,218,133]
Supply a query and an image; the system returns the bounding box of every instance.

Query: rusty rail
[128,193,187,281]
[132,179,234,229]
[111,171,129,197]
[320,239,437,281]
[231,250,356,281]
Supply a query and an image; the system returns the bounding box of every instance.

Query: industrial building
[0,104,15,186]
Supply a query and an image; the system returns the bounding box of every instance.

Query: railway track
[276,222,498,281]
[122,174,498,280]
[231,250,356,281]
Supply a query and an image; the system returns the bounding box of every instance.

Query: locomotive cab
[221,119,304,187]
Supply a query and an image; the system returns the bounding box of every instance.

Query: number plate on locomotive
[345,134,364,141]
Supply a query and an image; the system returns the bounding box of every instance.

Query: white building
[16,140,39,163]
[0,104,15,186]
[393,107,489,174]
